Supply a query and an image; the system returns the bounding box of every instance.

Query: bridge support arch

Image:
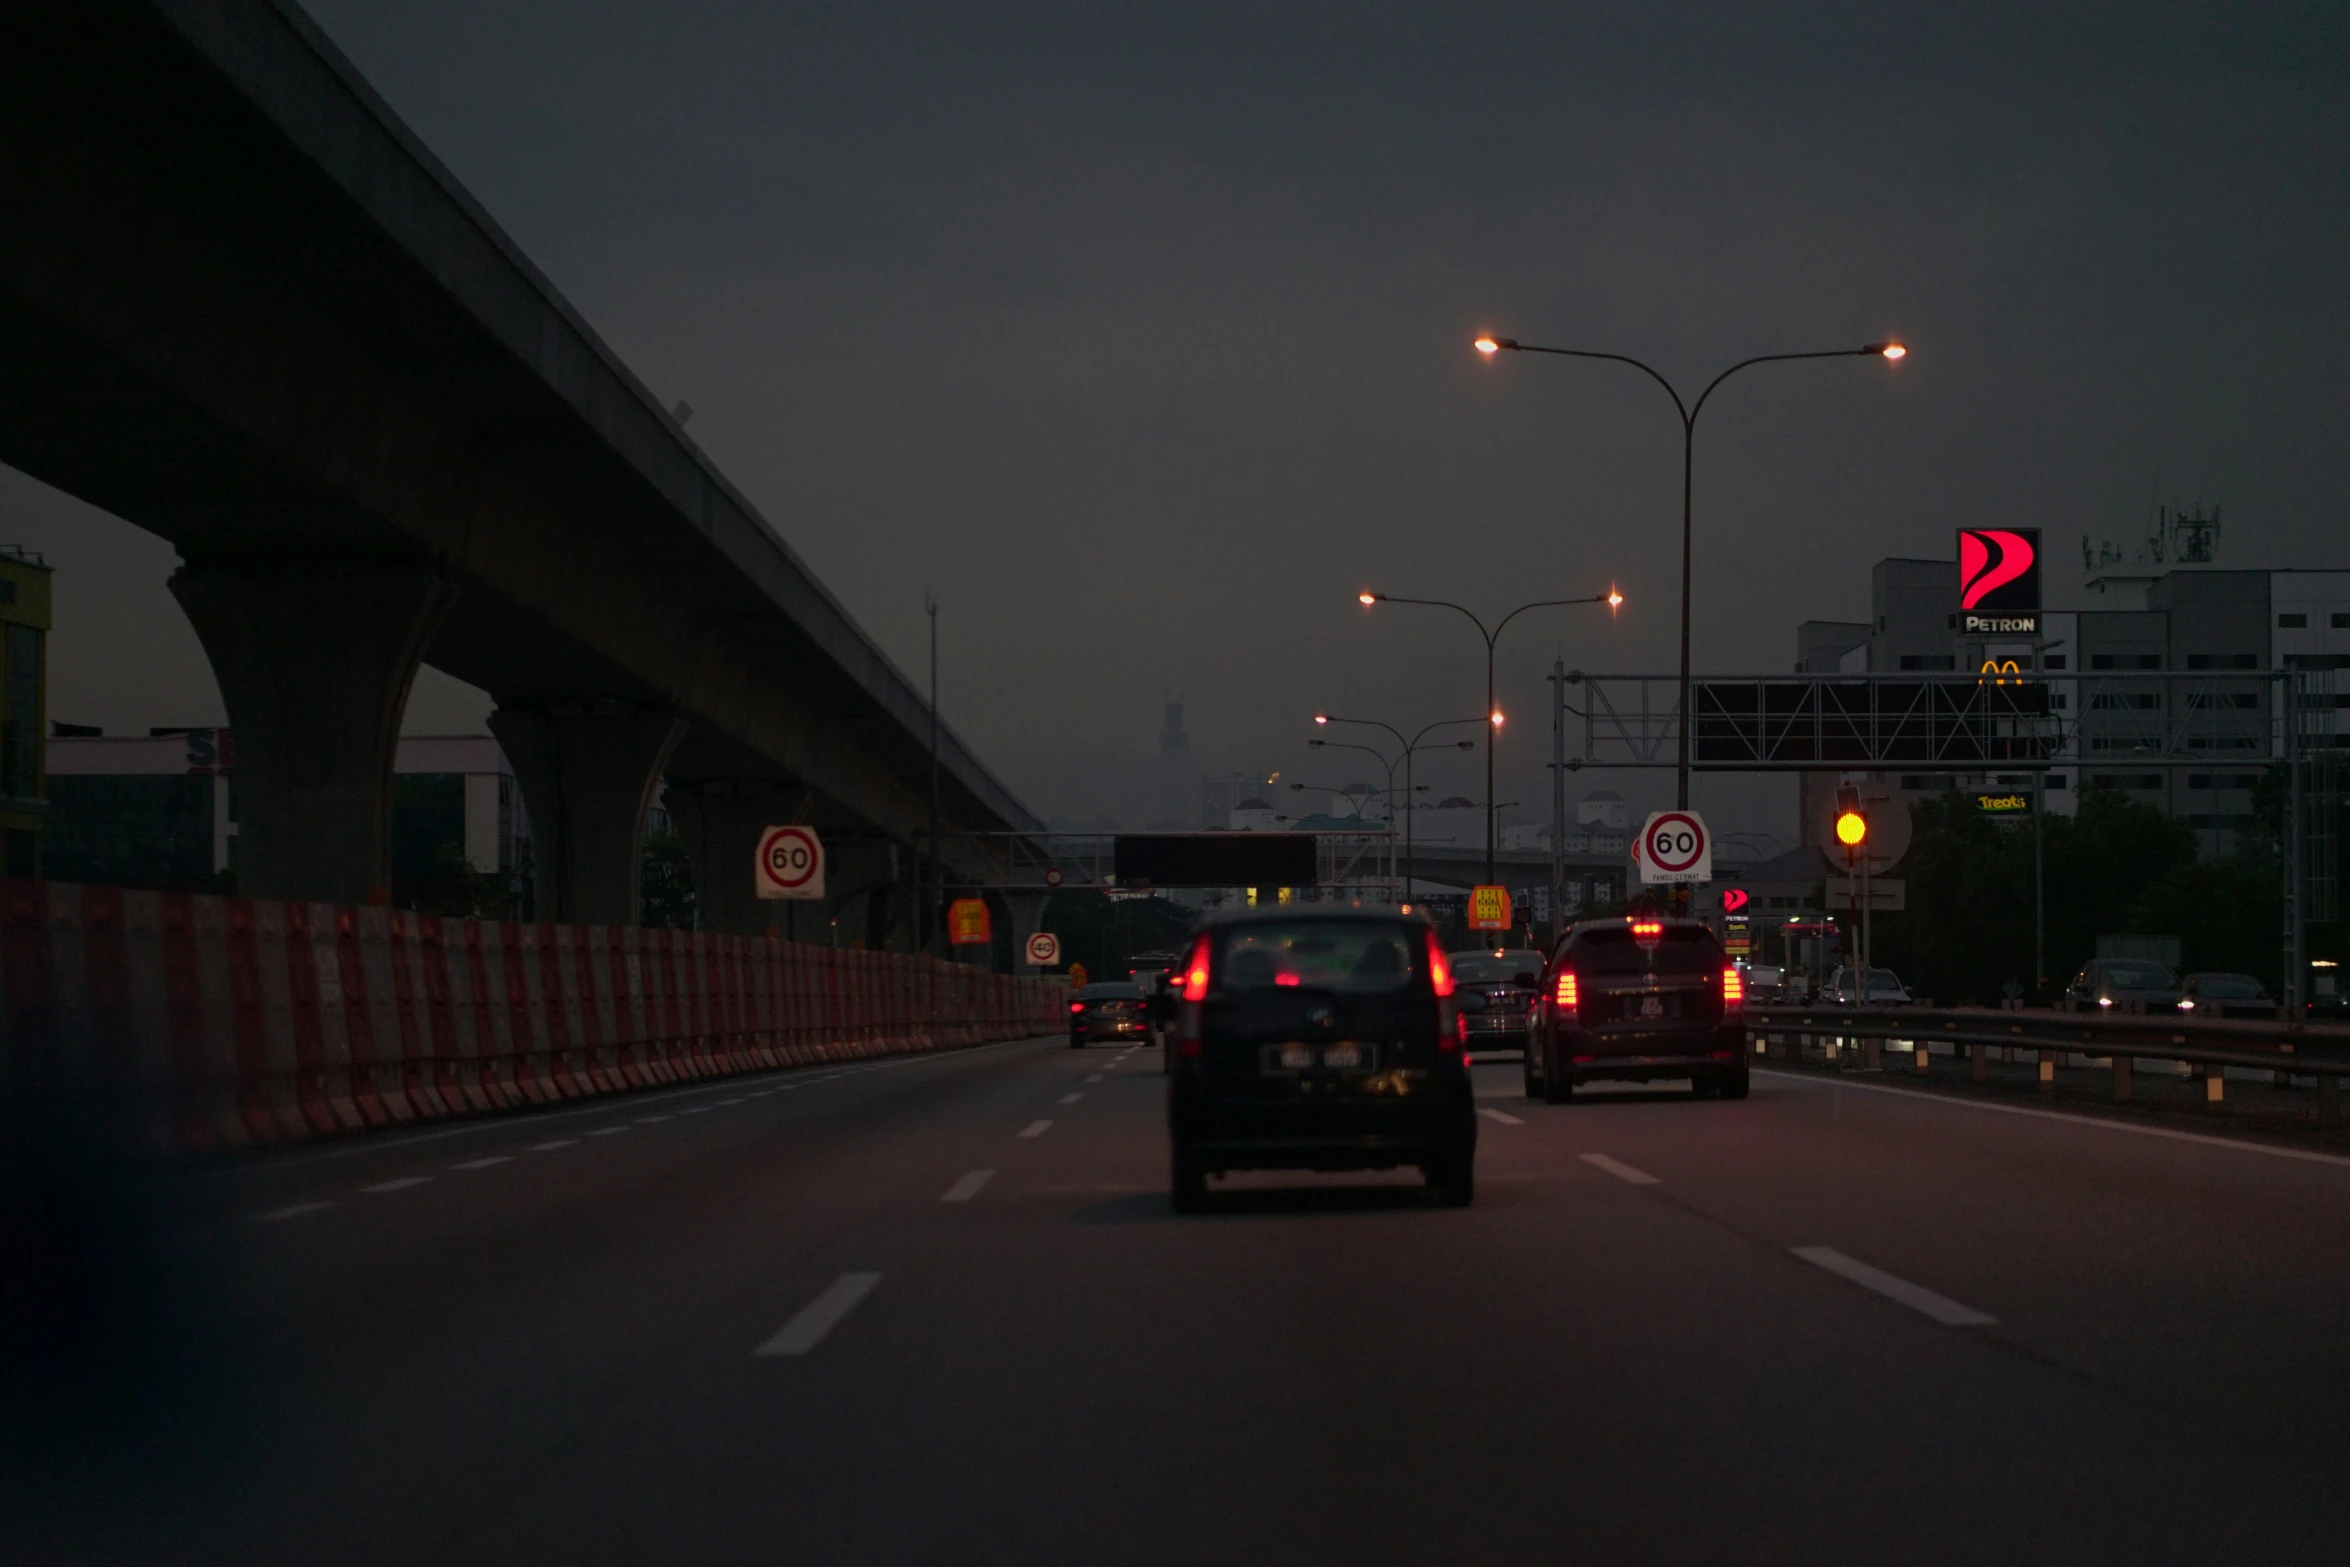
[490,703,684,927]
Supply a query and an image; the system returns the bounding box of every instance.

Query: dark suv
[1449,948,1545,1056]
[1166,909,1477,1210]
[1525,916,1748,1102]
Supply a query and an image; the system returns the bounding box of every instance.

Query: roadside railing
[1745,1004,2350,1127]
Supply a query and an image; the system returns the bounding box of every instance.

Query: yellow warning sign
[1468,884,1512,931]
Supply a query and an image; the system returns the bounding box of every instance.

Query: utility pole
[1549,658,1567,943]
[926,592,941,956]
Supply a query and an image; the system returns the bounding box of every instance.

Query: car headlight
[2097,996,2113,1007]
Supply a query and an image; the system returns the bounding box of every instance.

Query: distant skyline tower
[1155,697,1191,828]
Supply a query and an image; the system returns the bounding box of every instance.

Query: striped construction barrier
[0,878,1065,1155]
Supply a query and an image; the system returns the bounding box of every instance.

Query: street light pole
[1296,739,1403,900]
[925,592,941,955]
[1357,591,1620,886]
[1314,715,1483,907]
[1475,334,1906,809]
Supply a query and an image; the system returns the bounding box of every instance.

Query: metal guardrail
[1745,1004,2350,1125]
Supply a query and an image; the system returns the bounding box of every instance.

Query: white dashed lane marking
[1478,1108,1524,1126]
[1018,1120,1053,1139]
[755,1272,883,1358]
[1059,1093,1083,1105]
[362,1177,433,1194]
[716,1098,746,1106]
[527,1140,577,1153]
[1084,1074,1103,1084]
[1579,1153,1660,1186]
[681,1106,713,1115]
[636,1115,674,1124]
[941,1169,994,1203]
[588,1127,630,1138]
[452,1156,513,1171]
[1792,1247,1997,1327]
[255,1201,333,1223]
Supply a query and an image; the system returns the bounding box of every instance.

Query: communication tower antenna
[2169,501,2222,564]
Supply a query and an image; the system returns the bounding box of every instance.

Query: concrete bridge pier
[666,780,789,937]
[824,838,914,953]
[168,562,453,903]
[490,704,685,926]
[1004,892,1050,972]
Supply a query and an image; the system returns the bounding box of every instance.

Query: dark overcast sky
[12,1,2348,839]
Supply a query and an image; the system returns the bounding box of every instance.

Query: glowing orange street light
[1358,591,1377,605]
[1607,587,1624,612]
[1490,710,1505,727]
[1473,335,1504,356]
[1870,342,1908,360]
[1313,714,1329,725]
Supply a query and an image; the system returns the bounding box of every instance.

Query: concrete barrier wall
[0,879,1063,1155]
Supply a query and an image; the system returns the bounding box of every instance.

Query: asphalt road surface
[9,1039,2349,1565]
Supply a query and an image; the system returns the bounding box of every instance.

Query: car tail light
[1069,1001,1084,1015]
[1631,918,1663,947]
[1554,970,1579,1013]
[1180,934,1212,1002]
[1721,966,1744,1012]
[1424,932,1454,998]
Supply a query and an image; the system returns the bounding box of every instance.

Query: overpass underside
[0,4,1039,945]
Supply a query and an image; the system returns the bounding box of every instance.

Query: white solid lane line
[755,1272,883,1358]
[716,1098,746,1106]
[255,1201,334,1223]
[1479,1107,1525,1126]
[527,1140,577,1153]
[941,1169,994,1203]
[636,1114,674,1123]
[681,1106,714,1115]
[1754,1067,2350,1171]
[1018,1120,1053,1138]
[1579,1153,1660,1186]
[452,1156,513,1171]
[1059,1093,1083,1105]
[363,1177,433,1194]
[588,1126,630,1137]
[1791,1246,1997,1327]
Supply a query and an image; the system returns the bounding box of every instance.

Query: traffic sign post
[1468,884,1512,931]
[1024,931,1061,967]
[754,825,826,900]
[947,898,992,946]
[1634,810,1712,886]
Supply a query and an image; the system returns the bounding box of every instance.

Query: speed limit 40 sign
[754,825,826,900]
[1634,810,1712,886]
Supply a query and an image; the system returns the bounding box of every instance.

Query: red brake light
[1554,971,1579,1011]
[1180,934,1212,1001]
[1069,1001,1084,1014]
[1721,966,1744,1010]
[1425,932,1454,998]
[1631,918,1663,946]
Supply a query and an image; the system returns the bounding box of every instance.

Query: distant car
[1069,982,1150,1047]
[1166,908,1477,1210]
[1447,948,1545,1056]
[1525,915,1748,1102]
[2178,972,2275,1020]
[1741,963,1787,1002]
[2067,959,2181,1012]
[1825,966,1913,1007]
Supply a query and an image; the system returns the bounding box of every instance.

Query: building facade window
[2279,613,2308,628]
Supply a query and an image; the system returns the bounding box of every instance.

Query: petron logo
[1957,528,2041,634]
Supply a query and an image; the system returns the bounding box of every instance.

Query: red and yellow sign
[947,897,993,946]
[1467,884,1512,931]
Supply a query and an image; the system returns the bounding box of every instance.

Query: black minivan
[1525,915,1749,1102]
[1165,908,1477,1211]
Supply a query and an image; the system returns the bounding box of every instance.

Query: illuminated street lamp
[1475,332,1905,809]
[1356,589,1621,885]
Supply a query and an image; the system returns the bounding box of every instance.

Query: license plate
[1321,1042,1366,1070]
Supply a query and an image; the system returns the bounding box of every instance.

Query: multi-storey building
[0,546,50,877]
[1800,558,2350,858]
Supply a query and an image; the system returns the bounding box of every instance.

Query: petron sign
[1467,884,1513,931]
[1957,528,2041,636]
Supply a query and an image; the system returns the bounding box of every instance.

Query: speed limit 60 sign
[754,825,826,900]
[1634,810,1712,886]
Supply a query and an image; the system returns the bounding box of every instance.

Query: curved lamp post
[1474,333,1905,809]
[1314,713,1489,903]
[1355,591,1621,886]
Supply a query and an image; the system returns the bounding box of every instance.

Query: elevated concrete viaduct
[0,3,1042,940]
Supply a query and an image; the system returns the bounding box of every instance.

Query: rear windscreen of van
[1567,926,1721,975]
[1216,921,1421,993]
